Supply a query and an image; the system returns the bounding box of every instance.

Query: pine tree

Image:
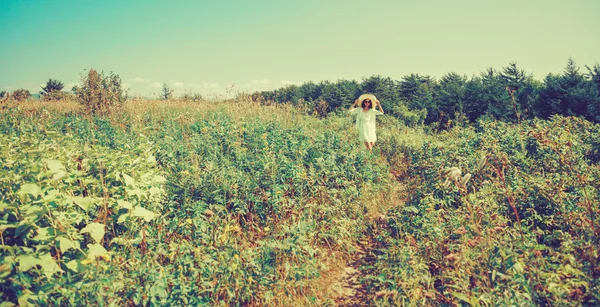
[40,79,65,101]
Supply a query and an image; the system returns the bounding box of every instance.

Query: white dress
[348,108,384,142]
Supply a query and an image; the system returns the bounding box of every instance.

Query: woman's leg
[364,142,370,150]
[369,142,375,150]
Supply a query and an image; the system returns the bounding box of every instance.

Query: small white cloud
[203,82,220,89]
[251,79,270,85]
[129,77,150,83]
[280,80,299,86]
[172,81,185,88]
[65,82,79,90]
[122,83,131,90]
[150,82,161,88]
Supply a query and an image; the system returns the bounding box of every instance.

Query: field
[1,99,599,306]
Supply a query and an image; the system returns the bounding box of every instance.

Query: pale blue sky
[1,0,598,97]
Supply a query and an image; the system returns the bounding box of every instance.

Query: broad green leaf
[65,260,80,272]
[70,196,101,212]
[17,294,31,307]
[132,206,155,222]
[52,171,67,181]
[32,227,54,242]
[80,222,105,243]
[19,183,41,198]
[39,253,62,278]
[44,159,65,174]
[57,236,78,252]
[117,200,133,210]
[117,214,129,224]
[16,254,42,272]
[87,243,107,260]
[121,173,136,187]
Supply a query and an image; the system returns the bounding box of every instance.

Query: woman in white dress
[348,94,384,151]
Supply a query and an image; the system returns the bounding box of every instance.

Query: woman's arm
[377,101,384,114]
[349,99,359,111]
[348,99,360,114]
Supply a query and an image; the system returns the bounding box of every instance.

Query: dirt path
[333,177,407,306]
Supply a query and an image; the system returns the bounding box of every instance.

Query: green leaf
[16,254,42,272]
[117,199,133,210]
[117,214,129,224]
[19,183,42,198]
[57,236,78,252]
[65,260,80,272]
[121,173,136,187]
[132,206,155,222]
[39,253,62,278]
[52,171,67,181]
[44,159,65,174]
[87,243,107,260]
[17,294,31,307]
[70,196,101,212]
[80,222,105,243]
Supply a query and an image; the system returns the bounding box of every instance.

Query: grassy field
[1,99,599,306]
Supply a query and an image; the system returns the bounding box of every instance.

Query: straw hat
[358,93,379,107]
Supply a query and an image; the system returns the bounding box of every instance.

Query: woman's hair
[361,99,373,109]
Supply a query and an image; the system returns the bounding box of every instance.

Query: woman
[348,94,384,151]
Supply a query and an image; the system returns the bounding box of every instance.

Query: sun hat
[358,93,379,107]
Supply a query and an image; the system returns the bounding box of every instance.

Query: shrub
[12,88,32,101]
[77,69,126,114]
[40,79,65,101]
[180,92,202,102]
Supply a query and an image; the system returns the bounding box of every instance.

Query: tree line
[252,59,600,125]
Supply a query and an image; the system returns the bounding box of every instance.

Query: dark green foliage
[253,59,600,125]
[12,88,31,101]
[40,79,65,101]
[536,58,600,121]
[77,69,126,114]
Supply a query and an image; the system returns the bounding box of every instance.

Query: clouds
[129,77,150,83]
[280,80,299,86]
[104,76,298,97]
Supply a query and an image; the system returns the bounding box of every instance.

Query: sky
[1,0,599,98]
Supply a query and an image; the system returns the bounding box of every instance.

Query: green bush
[77,69,126,114]
[11,88,31,101]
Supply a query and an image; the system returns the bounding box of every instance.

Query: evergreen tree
[299,81,322,102]
[40,79,65,101]
[481,68,514,121]
[161,83,173,100]
[436,72,467,121]
[536,58,596,119]
[585,63,600,121]
[360,75,398,103]
[463,76,488,121]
